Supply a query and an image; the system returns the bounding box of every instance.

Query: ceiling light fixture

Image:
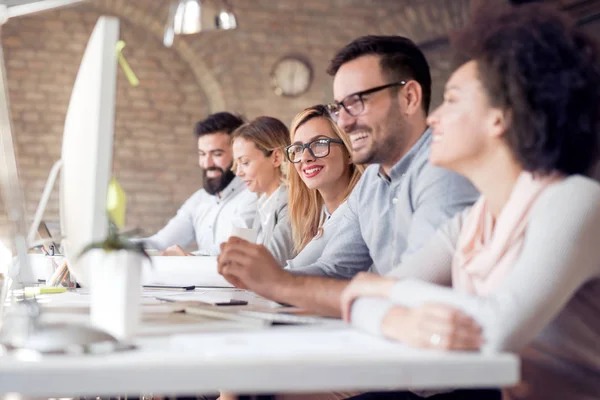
[164,0,237,47]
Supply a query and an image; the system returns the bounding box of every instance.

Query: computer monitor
[59,16,119,286]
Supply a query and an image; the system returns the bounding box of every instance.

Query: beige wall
[0,0,472,246]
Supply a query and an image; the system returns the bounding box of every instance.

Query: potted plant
[79,222,150,341]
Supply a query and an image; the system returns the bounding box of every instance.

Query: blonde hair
[288,105,365,252]
[231,116,291,177]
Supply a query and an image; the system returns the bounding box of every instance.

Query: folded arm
[353,180,600,352]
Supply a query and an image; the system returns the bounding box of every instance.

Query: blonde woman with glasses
[220,105,364,275]
[285,104,364,268]
[219,105,364,400]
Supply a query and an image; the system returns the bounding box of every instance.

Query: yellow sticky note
[116,40,140,87]
[107,177,127,229]
[24,286,67,295]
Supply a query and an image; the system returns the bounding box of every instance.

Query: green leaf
[77,216,152,264]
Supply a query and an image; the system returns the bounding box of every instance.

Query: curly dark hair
[452,4,600,175]
[194,112,244,137]
[327,35,432,114]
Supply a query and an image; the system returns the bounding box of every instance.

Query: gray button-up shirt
[289,129,479,278]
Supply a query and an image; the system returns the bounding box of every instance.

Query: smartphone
[143,284,196,291]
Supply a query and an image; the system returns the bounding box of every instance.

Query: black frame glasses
[326,81,407,121]
[285,138,344,163]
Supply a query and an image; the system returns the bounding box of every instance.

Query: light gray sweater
[253,185,295,267]
[351,176,600,399]
[285,202,348,272]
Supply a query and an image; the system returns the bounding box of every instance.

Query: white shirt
[256,187,282,242]
[320,204,332,225]
[253,185,295,266]
[142,177,257,255]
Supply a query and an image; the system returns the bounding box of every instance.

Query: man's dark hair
[327,35,432,114]
[194,112,244,137]
[452,4,600,175]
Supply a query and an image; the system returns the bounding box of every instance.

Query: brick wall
[172,0,471,124]
[0,3,209,245]
[0,0,471,248]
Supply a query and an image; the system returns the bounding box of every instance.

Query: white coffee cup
[229,227,258,243]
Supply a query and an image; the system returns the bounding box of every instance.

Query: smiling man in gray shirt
[217,36,478,317]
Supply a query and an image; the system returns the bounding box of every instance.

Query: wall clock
[271,56,313,97]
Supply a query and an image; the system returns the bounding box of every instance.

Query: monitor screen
[60,16,119,286]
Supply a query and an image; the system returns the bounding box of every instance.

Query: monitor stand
[0,298,130,354]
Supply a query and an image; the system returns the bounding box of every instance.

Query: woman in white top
[231,117,295,266]
[340,4,600,400]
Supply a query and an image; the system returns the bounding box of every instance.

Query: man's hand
[160,245,193,256]
[218,237,290,298]
[340,272,397,322]
[219,237,349,317]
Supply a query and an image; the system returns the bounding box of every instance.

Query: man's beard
[202,165,236,195]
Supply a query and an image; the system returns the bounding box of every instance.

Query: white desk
[0,289,520,397]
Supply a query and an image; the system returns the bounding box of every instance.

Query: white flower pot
[89,250,144,341]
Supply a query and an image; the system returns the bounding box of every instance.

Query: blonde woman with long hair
[231,116,295,266]
[285,104,364,267]
[220,105,363,273]
[219,106,364,400]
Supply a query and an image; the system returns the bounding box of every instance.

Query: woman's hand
[159,245,193,256]
[382,304,483,351]
[340,272,397,322]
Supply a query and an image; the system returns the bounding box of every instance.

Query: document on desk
[142,256,234,288]
[170,329,417,359]
[154,291,244,304]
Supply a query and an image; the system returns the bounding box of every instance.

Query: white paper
[229,227,257,243]
[142,256,233,288]
[154,291,235,304]
[141,289,206,298]
[152,287,267,305]
[170,329,414,358]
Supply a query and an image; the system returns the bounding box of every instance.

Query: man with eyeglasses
[218,35,478,318]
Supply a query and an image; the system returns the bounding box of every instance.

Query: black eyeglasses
[285,138,344,163]
[325,81,407,122]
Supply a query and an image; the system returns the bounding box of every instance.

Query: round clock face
[271,57,313,97]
